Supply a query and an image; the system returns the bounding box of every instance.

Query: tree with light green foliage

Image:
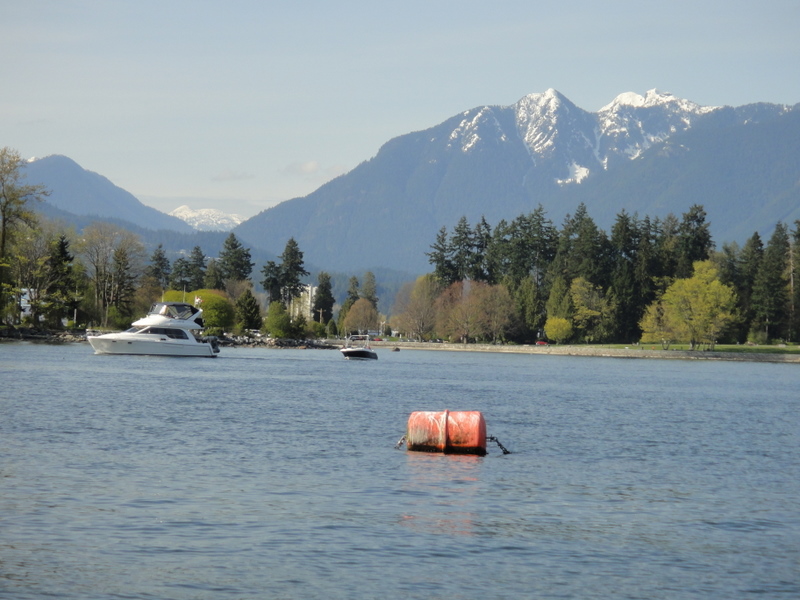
[163,289,234,330]
[544,316,572,344]
[645,260,737,350]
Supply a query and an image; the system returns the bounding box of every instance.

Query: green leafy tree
[544,316,573,344]
[639,301,675,349]
[570,277,612,343]
[164,289,234,330]
[264,300,299,338]
[658,260,737,349]
[435,280,487,343]
[343,297,379,335]
[477,283,516,344]
[217,233,253,281]
[392,274,441,341]
[0,147,49,321]
[80,223,144,327]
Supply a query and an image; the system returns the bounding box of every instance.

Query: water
[1,342,799,599]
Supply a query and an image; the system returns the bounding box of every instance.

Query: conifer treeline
[425,203,800,344]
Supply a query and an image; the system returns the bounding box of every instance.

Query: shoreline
[2,327,798,364]
[370,340,800,364]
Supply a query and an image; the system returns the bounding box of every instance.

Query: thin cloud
[281,160,348,184]
[211,169,255,182]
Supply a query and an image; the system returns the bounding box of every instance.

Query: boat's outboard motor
[204,336,220,353]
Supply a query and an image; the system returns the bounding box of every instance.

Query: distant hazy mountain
[234,89,799,274]
[169,205,243,231]
[25,155,193,233]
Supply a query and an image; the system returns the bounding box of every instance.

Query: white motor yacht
[87,302,220,357]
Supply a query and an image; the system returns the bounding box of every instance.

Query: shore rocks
[0,327,87,343]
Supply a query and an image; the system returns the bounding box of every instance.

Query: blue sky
[3,0,799,218]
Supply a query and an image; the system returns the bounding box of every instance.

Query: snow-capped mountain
[234,89,799,273]
[169,205,243,231]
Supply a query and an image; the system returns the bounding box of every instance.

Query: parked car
[535,340,549,346]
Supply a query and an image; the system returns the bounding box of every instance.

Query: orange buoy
[405,410,487,456]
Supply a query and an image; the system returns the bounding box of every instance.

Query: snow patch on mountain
[169,205,243,231]
[556,162,590,185]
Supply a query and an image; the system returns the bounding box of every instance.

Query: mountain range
[234,89,800,273]
[168,205,243,231]
[22,89,800,275]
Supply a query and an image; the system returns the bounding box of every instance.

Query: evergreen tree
[108,245,139,325]
[550,203,609,286]
[312,271,335,323]
[427,226,456,285]
[169,257,192,291]
[187,246,206,290]
[203,258,225,290]
[235,287,263,331]
[260,261,282,304]
[505,206,558,287]
[471,216,493,282]
[752,223,790,340]
[609,210,643,341]
[675,205,714,278]
[450,216,474,282]
[337,276,360,333]
[791,221,800,340]
[361,271,378,309]
[278,238,309,306]
[217,233,253,281]
[545,274,573,320]
[43,234,78,328]
[146,244,171,290]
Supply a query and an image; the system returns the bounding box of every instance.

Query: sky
[3,0,799,219]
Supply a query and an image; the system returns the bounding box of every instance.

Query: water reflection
[397,452,483,536]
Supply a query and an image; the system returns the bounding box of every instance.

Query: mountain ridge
[234,89,798,273]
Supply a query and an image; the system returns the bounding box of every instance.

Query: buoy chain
[487,435,511,454]
[394,435,407,449]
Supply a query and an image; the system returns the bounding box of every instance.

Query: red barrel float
[405,410,487,456]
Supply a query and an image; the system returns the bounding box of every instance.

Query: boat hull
[88,335,218,357]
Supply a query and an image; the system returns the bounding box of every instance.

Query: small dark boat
[340,335,378,360]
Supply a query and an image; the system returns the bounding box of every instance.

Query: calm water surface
[1,342,798,599]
